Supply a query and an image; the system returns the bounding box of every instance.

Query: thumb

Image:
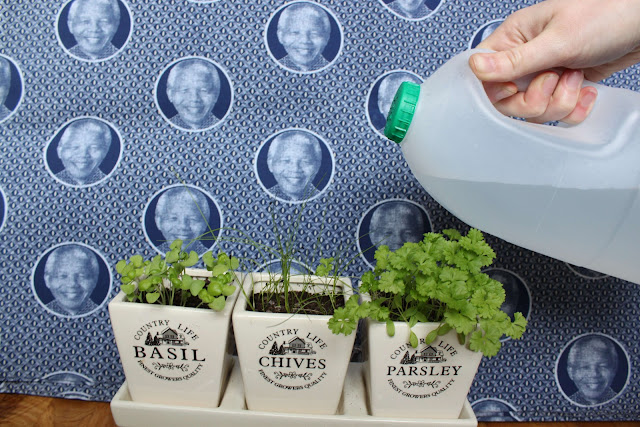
[470,34,563,82]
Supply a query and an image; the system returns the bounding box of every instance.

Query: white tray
[110,361,478,427]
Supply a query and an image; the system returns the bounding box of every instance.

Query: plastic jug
[385,49,640,284]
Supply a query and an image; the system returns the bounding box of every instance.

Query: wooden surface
[0,394,115,427]
[1,393,639,427]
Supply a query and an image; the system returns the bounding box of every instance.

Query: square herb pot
[232,272,356,415]
[364,320,483,419]
[108,269,240,408]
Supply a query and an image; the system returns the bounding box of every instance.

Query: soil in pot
[250,291,345,315]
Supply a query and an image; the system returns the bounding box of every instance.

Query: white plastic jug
[385,49,640,284]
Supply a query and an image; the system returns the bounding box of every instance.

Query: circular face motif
[469,20,503,49]
[380,0,444,21]
[57,0,132,62]
[483,268,532,341]
[0,55,24,123]
[471,398,520,422]
[45,117,122,187]
[255,128,334,204]
[259,259,311,275]
[565,263,609,280]
[41,371,94,386]
[358,199,432,267]
[143,185,223,255]
[32,243,112,318]
[0,186,6,233]
[367,70,423,135]
[556,333,630,407]
[265,1,343,73]
[155,57,233,132]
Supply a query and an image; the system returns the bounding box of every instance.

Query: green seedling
[116,239,238,311]
[225,199,360,316]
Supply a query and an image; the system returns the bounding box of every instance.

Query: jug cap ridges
[384,81,420,143]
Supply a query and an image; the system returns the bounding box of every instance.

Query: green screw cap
[384,81,420,144]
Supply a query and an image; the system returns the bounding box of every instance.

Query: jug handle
[465,48,640,153]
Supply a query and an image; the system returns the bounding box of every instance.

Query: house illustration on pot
[268,336,317,355]
[146,327,189,346]
[415,345,445,363]
[400,345,446,365]
[285,336,316,355]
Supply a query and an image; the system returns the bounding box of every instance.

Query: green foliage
[314,257,335,277]
[230,202,358,316]
[327,229,527,358]
[327,295,360,335]
[247,255,349,316]
[116,239,238,311]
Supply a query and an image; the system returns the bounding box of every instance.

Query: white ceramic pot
[108,269,240,408]
[232,273,356,415]
[364,320,483,419]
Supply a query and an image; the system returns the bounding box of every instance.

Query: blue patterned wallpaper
[0,0,638,421]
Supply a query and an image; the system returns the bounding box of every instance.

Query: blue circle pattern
[0,0,639,419]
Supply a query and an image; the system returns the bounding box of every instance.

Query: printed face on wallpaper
[56,119,111,185]
[0,55,22,123]
[369,201,425,251]
[44,245,99,315]
[277,3,330,71]
[166,59,221,130]
[0,58,9,114]
[154,188,209,248]
[566,336,619,405]
[358,200,432,268]
[267,131,322,201]
[145,186,221,256]
[67,0,120,59]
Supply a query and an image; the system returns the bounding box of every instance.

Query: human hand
[469,0,640,124]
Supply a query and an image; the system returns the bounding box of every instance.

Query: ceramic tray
[110,361,478,427]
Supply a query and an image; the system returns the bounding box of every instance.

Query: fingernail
[566,70,583,90]
[471,54,495,74]
[579,90,597,111]
[542,73,559,96]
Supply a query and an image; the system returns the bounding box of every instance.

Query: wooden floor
[1,393,639,427]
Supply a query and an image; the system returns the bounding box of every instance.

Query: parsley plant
[328,229,527,357]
